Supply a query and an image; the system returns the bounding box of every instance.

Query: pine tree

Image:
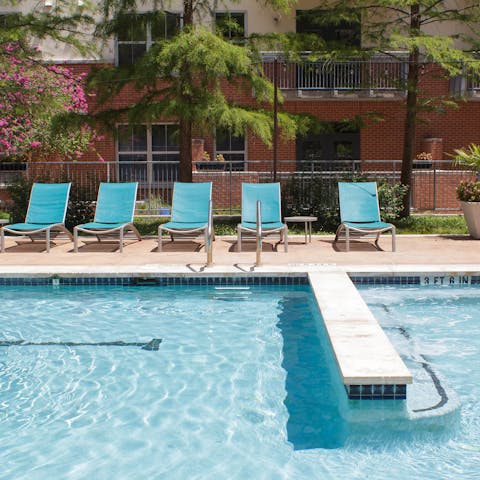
[91,0,299,182]
[322,0,480,216]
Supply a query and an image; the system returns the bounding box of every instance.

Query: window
[215,12,245,41]
[117,12,180,66]
[296,123,360,171]
[296,9,361,48]
[117,124,179,184]
[215,128,246,171]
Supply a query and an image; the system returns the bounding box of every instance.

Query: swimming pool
[358,284,480,479]
[0,281,478,479]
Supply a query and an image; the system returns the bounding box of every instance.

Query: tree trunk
[400,4,421,218]
[179,117,193,182]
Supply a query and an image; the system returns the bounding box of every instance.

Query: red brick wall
[63,62,480,167]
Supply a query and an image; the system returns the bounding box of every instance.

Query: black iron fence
[0,159,471,215]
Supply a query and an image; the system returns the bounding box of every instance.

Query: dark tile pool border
[351,275,480,285]
[345,384,407,400]
[0,275,310,286]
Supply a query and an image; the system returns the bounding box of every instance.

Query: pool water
[358,285,480,479]
[0,283,479,479]
[0,284,347,479]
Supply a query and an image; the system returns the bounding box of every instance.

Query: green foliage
[132,213,468,236]
[5,175,31,223]
[65,184,95,231]
[452,145,480,201]
[283,176,408,231]
[456,181,480,202]
[283,176,340,232]
[92,27,299,147]
[395,215,467,235]
[136,195,169,215]
[377,182,409,223]
[453,144,480,172]
[0,2,95,60]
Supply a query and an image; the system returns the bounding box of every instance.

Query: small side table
[284,216,317,243]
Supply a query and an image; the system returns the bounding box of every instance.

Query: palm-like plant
[453,144,480,179]
[453,144,480,202]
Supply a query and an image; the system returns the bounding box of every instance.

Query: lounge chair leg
[158,227,163,252]
[237,226,242,252]
[0,229,4,253]
[119,228,124,253]
[73,228,78,253]
[46,229,50,253]
[345,227,350,252]
[284,226,288,253]
[205,228,212,267]
[392,226,397,252]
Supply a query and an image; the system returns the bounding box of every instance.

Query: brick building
[2,1,480,211]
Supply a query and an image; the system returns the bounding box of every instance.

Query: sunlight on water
[0,284,478,479]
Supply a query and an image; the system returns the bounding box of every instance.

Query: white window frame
[214,11,247,40]
[214,128,247,171]
[116,123,180,184]
[115,11,182,66]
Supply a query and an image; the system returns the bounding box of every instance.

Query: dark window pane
[151,14,166,40]
[131,125,147,151]
[216,13,245,39]
[118,126,147,152]
[230,133,245,151]
[215,129,230,151]
[152,125,166,150]
[118,44,147,66]
[216,129,245,151]
[166,13,180,38]
[117,15,147,42]
[151,12,180,40]
[296,9,360,48]
[117,126,131,151]
[334,141,353,160]
[166,125,179,148]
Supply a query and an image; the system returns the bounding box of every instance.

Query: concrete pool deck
[0,233,479,270]
[1,233,479,399]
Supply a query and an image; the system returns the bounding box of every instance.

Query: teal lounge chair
[237,182,288,252]
[158,182,213,265]
[74,182,141,253]
[334,181,396,252]
[0,182,73,253]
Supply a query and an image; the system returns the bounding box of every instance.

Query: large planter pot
[461,201,480,239]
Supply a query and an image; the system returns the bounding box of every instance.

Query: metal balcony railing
[261,53,408,91]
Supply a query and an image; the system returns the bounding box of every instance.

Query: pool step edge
[308,271,413,400]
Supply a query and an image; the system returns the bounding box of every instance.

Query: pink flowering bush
[0,44,100,160]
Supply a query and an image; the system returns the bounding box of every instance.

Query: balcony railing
[261,53,408,92]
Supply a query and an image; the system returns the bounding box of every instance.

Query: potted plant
[453,144,480,238]
[196,151,226,171]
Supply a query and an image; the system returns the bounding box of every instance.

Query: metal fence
[0,159,472,215]
[261,53,408,91]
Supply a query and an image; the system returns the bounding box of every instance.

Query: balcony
[261,52,408,98]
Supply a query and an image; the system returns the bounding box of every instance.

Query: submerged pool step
[212,286,252,301]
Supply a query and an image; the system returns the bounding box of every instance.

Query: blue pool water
[0,283,478,479]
